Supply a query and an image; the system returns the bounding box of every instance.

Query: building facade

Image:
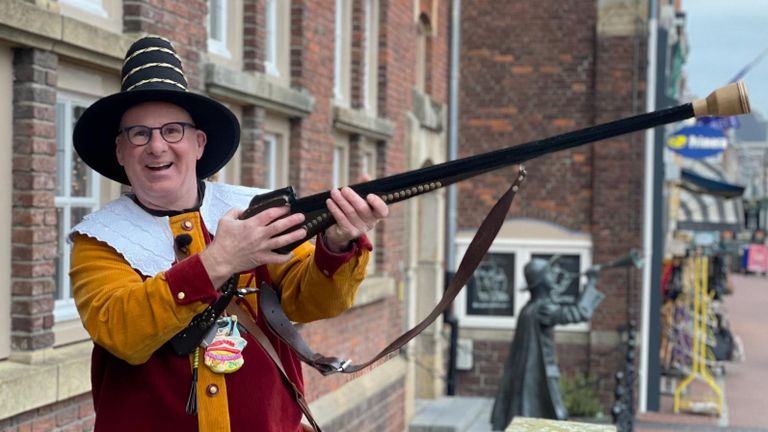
[453,0,651,411]
[0,0,449,430]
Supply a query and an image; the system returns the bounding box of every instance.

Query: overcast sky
[684,0,768,117]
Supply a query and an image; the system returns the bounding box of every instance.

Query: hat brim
[73,89,240,185]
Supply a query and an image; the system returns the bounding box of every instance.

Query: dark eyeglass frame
[117,122,197,146]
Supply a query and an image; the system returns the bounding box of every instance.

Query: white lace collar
[69,181,267,277]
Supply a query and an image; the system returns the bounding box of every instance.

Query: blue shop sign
[666,125,728,159]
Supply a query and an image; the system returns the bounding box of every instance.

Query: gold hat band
[123,46,182,66]
[122,62,185,85]
[125,77,187,92]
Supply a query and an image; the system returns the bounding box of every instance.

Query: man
[490,257,604,430]
[69,36,387,432]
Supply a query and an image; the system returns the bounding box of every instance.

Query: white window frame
[265,0,279,76]
[333,0,351,105]
[263,132,279,189]
[60,0,108,17]
[456,237,593,331]
[54,93,101,323]
[360,139,377,273]
[415,15,430,93]
[208,0,231,58]
[332,140,349,188]
[363,0,379,113]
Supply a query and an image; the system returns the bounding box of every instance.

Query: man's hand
[324,186,389,253]
[200,206,307,288]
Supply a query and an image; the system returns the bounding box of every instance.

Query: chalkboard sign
[466,253,516,316]
[532,253,581,303]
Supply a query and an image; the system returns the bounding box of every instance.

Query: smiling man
[68,36,388,432]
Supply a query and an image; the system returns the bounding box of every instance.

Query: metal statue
[490,250,642,430]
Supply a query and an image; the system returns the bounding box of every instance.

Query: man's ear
[195,129,207,160]
[115,137,125,166]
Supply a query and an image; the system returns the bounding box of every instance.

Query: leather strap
[260,168,527,376]
[227,301,323,432]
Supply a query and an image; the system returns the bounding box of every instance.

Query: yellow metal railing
[673,256,723,416]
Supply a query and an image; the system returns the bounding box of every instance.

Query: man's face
[116,101,206,209]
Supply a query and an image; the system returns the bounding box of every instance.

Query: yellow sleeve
[267,241,371,323]
[70,234,214,365]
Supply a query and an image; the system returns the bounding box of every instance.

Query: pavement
[635,273,768,431]
[410,274,768,432]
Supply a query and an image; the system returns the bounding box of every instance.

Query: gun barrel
[249,82,750,253]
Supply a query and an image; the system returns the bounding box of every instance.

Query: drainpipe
[444,0,461,396]
[639,0,659,413]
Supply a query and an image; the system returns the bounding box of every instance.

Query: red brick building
[453,0,651,411]
[0,0,449,430]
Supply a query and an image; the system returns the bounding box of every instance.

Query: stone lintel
[204,63,314,117]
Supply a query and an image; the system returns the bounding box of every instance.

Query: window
[264,0,278,76]
[54,95,101,323]
[415,14,431,93]
[259,115,290,190]
[363,0,380,113]
[465,253,516,317]
[456,220,593,330]
[262,0,291,84]
[333,0,352,105]
[531,253,582,303]
[263,133,281,189]
[359,139,378,273]
[60,0,108,17]
[332,139,349,188]
[208,0,230,58]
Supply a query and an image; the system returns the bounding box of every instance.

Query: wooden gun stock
[244,82,750,253]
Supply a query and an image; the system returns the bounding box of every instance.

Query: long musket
[243,81,750,254]
[171,82,750,359]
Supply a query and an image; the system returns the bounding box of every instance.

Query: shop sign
[746,244,768,274]
[666,125,728,159]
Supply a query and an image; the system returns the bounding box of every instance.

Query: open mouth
[146,162,172,171]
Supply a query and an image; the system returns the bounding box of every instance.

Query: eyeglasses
[118,122,196,146]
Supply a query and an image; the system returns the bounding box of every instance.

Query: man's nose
[145,129,168,153]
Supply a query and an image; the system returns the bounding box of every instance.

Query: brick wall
[324,378,405,432]
[3,0,449,430]
[240,106,269,187]
[457,0,646,410]
[123,0,209,91]
[456,340,590,398]
[11,48,58,352]
[0,394,94,432]
[301,297,404,401]
[459,0,597,233]
[243,0,266,73]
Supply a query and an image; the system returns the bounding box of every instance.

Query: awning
[680,169,745,198]
[676,161,745,232]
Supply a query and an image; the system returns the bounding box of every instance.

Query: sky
[684,0,768,117]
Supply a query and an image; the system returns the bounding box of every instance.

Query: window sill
[0,1,134,71]
[204,63,315,118]
[353,275,396,307]
[332,105,395,141]
[0,342,92,419]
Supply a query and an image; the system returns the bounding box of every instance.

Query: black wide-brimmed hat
[73,36,239,185]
